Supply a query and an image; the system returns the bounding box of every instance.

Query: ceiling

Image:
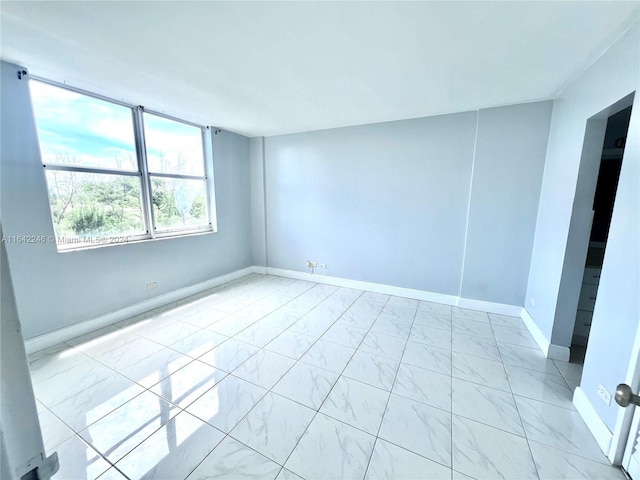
[1,1,638,137]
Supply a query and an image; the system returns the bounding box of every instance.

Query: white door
[617,385,640,478]
[623,411,640,478]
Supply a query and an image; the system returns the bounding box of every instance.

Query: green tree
[71,207,105,235]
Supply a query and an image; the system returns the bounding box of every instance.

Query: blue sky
[30,81,204,175]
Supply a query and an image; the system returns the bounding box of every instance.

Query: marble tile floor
[29,274,624,480]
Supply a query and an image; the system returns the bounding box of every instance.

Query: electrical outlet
[598,384,611,405]
[530,297,536,307]
[318,263,327,269]
[147,282,158,290]
[306,261,317,268]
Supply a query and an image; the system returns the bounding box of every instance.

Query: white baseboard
[266,267,526,317]
[573,386,613,456]
[25,265,260,354]
[266,267,461,305]
[548,344,571,362]
[520,308,551,354]
[457,298,523,317]
[520,308,571,361]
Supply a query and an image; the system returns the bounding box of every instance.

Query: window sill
[55,228,215,253]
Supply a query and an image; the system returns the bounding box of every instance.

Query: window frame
[30,77,217,250]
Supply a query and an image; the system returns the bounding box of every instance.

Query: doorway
[571,106,633,355]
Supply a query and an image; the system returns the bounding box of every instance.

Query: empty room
[1,1,639,479]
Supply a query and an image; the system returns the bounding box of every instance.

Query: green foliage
[71,207,105,235]
[46,166,207,238]
[190,196,205,219]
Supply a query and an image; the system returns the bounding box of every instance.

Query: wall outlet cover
[598,384,611,406]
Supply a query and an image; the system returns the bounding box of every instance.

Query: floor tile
[114,411,224,480]
[320,376,389,435]
[300,339,355,374]
[138,320,201,346]
[505,364,574,408]
[119,347,192,388]
[261,309,300,330]
[529,440,625,480]
[492,325,538,348]
[553,360,583,390]
[497,342,561,376]
[289,313,335,338]
[97,467,128,480]
[264,330,316,359]
[453,470,476,480]
[451,317,494,339]
[38,408,76,452]
[322,322,368,348]
[230,392,315,464]
[149,359,227,408]
[285,413,375,480]
[206,313,255,337]
[94,337,165,371]
[417,301,452,317]
[342,349,399,391]
[54,435,112,480]
[186,374,266,433]
[29,344,88,385]
[489,313,527,330]
[272,362,339,409]
[410,324,452,349]
[182,308,229,328]
[234,322,284,348]
[276,468,304,480]
[198,338,260,372]
[392,362,452,411]
[340,307,380,330]
[370,314,412,339]
[232,349,296,389]
[451,378,524,436]
[379,394,451,467]
[402,341,452,375]
[32,275,615,480]
[79,390,180,463]
[359,332,407,361]
[452,352,510,392]
[33,359,116,407]
[186,436,281,480]
[168,329,229,358]
[48,373,145,431]
[452,332,500,361]
[452,415,538,479]
[452,307,489,323]
[514,395,609,463]
[66,326,138,359]
[413,310,452,331]
[365,438,452,480]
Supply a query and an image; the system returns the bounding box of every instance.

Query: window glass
[31,81,138,171]
[151,177,208,231]
[144,113,205,176]
[44,170,145,246]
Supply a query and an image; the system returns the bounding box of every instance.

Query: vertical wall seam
[261,136,268,267]
[459,109,480,298]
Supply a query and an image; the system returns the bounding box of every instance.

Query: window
[30,80,215,250]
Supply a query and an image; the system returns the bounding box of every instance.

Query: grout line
[276,294,393,476]
[362,301,421,477]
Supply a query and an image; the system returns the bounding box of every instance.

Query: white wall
[461,102,552,305]
[261,102,551,304]
[249,136,267,266]
[0,61,254,340]
[524,23,639,430]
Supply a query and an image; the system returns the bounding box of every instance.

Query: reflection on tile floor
[29,274,625,479]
